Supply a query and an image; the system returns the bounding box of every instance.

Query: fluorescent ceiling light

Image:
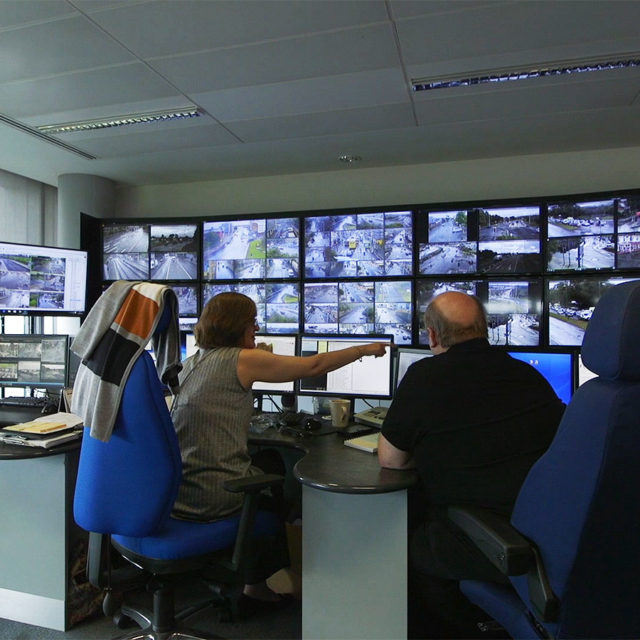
[0,113,95,159]
[411,58,640,92]
[37,107,201,135]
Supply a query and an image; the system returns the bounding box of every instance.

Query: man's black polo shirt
[382,338,565,515]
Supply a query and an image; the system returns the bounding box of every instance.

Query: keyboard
[0,397,48,408]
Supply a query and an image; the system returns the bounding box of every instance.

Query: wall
[0,168,57,245]
[113,146,640,219]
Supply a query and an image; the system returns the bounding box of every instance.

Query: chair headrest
[581,279,640,381]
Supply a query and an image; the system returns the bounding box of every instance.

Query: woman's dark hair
[194,292,257,348]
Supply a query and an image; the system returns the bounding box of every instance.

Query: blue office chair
[73,349,284,640]
[449,279,640,639]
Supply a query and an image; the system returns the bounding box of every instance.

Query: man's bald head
[424,292,488,349]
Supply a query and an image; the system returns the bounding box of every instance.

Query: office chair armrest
[448,506,560,623]
[223,473,284,494]
[448,505,534,575]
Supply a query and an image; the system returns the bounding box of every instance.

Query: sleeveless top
[170,346,258,521]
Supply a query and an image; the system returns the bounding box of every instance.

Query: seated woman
[170,292,387,610]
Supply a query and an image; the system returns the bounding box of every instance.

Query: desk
[0,439,81,631]
[251,428,417,640]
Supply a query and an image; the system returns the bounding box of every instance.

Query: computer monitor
[298,335,393,399]
[0,241,87,315]
[252,334,298,394]
[394,347,433,390]
[0,334,69,389]
[507,349,575,405]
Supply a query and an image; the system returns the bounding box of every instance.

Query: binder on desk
[0,429,82,449]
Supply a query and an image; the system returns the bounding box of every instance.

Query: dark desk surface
[250,427,417,495]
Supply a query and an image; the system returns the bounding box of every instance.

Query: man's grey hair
[424,295,488,348]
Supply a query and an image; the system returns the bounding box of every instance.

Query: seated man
[378,291,565,638]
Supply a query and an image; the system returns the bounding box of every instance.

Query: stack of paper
[0,412,83,448]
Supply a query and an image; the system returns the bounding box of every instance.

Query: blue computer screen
[507,350,574,405]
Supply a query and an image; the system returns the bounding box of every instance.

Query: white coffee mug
[330,399,351,428]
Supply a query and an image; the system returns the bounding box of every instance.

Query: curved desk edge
[250,429,417,494]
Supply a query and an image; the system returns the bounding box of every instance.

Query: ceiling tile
[87,0,389,58]
[0,16,135,83]
[226,103,415,142]
[194,68,409,122]
[149,23,400,93]
[1,64,180,120]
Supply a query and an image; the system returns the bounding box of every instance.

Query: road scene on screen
[547,200,615,237]
[304,211,412,278]
[149,225,199,280]
[547,235,615,271]
[485,281,540,346]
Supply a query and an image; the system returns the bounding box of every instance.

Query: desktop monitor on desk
[394,347,433,390]
[252,334,298,395]
[297,334,393,399]
[507,349,576,405]
[0,334,69,390]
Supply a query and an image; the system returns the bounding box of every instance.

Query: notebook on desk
[344,432,379,453]
[0,412,83,439]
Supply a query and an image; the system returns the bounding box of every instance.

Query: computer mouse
[303,417,322,432]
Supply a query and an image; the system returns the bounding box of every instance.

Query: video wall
[97,190,640,348]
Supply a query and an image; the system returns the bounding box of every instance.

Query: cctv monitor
[0,241,87,315]
[297,334,393,399]
[0,334,69,389]
[303,210,412,278]
[202,217,299,280]
[149,224,199,280]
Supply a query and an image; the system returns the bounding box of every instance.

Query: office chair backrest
[508,280,640,637]
[74,350,182,537]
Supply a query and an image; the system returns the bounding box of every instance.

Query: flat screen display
[202,217,299,280]
[303,280,412,344]
[395,347,432,390]
[482,280,542,346]
[103,223,200,281]
[149,224,199,280]
[417,206,540,275]
[171,284,198,317]
[252,334,298,394]
[102,223,149,279]
[547,199,616,272]
[0,334,68,388]
[202,282,299,334]
[507,350,575,405]
[298,335,393,399]
[416,279,541,347]
[0,242,87,314]
[547,276,638,346]
[304,210,412,278]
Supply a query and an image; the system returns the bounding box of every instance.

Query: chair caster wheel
[113,611,136,629]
